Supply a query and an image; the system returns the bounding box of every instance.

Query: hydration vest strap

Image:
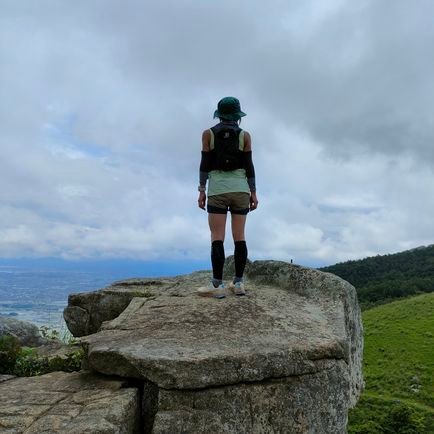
[209,129,215,150]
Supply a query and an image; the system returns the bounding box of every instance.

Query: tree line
[320,244,434,309]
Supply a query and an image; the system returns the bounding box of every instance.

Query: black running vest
[209,122,244,171]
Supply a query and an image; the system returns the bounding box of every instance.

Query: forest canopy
[320,245,434,308]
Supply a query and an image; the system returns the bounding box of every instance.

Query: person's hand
[250,192,258,211]
[198,191,206,210]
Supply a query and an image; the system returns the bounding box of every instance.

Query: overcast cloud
[1,0,433,267]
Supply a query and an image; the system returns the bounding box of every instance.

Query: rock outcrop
[63,259,363,433]
[0,316,47,347]
[0,370,140,433]
[33,339,80,358]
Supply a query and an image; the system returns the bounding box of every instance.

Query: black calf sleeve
[234,240,248,279]
[211,240,225,280]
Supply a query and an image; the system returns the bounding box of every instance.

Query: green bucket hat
[213,96,246,121]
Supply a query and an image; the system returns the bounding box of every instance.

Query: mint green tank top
[207,169,250,196]
[207,128,250,196]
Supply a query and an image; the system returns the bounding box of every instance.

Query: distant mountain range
[320,244,434,309]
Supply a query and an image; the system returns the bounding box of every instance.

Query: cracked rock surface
[77,262,362,396]
[64,259,364,433]
[0,371,140,434]
[150,359,350,434]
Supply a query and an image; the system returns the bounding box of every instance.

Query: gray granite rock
[82,286,347,388]
[31,339,85,371]
[64,260,253,337]
[0,370,140,434]
[63,274,207,337]
[148,359,349,434]
[0,316,46,347]
[80,263,362,390]
[65,260,363,433]
[34,339,82,359]
[0,374,15,383]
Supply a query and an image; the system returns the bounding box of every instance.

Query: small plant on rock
[14,348,49,376]
[0,335,21,374]
[47,348,85,372]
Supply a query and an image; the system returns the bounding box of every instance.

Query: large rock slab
[82,285,346,387]
[0,370,140,433]
[67,260,363,432]
[80,262,362,394]
[63,273,207,337]
[64,260,251,337]
[147,359,350,433]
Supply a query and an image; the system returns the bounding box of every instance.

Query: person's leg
[231,213,246,242]
[208,213,227,287]
[208,213,227,243]
[231,214,248,282]
[229,192,250,284]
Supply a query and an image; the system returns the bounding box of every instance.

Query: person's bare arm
[244,131,252,152]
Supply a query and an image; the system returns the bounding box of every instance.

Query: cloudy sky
[1,0,433,268]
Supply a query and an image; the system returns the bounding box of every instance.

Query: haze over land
[1,1,434,267]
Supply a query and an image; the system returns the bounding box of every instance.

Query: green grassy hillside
[320,244,434,308]
[348,293,434,433]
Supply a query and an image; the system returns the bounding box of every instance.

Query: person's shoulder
[242,130,252,151]
[202,129,211,151]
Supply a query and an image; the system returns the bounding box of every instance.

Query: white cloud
[0,0,433,266]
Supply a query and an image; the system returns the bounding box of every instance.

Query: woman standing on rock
[197,97,258,298]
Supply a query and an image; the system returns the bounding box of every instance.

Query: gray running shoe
[229,281,246,296]
[197,282,226,299]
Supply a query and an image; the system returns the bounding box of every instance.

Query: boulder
[33,339,83,367]
[0,370,140,433]
[34,339,81,358]
[70,260,363,433]
[63,275,197,337]
[0,316,46,347]
[149,360,350,433]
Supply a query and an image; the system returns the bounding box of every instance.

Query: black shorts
[207,192,250,215]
